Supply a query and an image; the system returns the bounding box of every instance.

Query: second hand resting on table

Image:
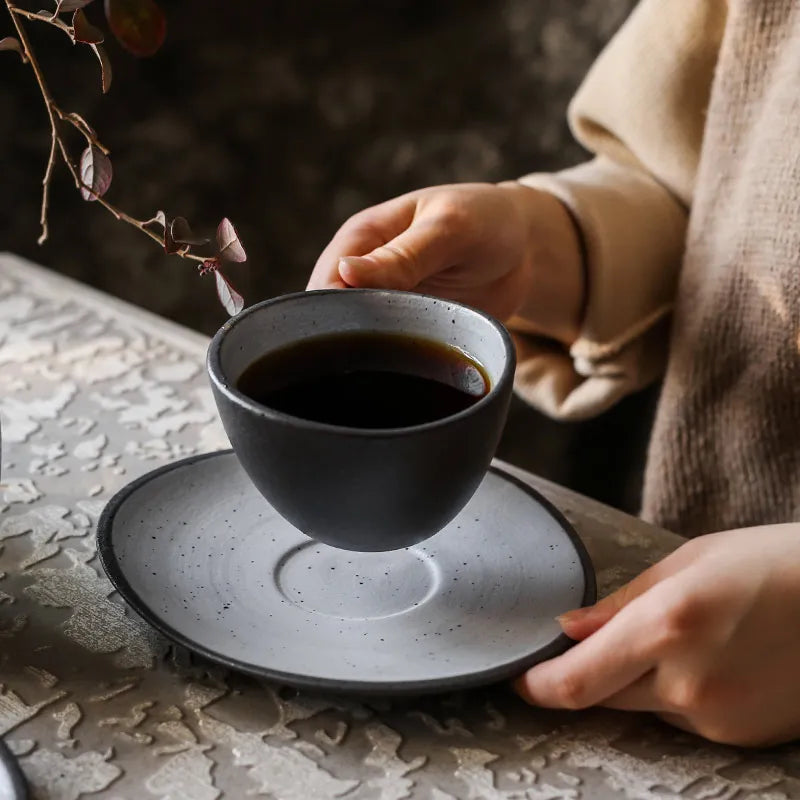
[307,182,800,748]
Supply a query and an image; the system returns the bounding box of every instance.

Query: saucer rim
[97,450,596,695]
[0,738,29,800]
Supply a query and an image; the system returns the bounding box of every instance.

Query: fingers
[557,546,695,641]
[514,603,659,710]
[556,573,658,641]
[515,572,691,710]
[308,224,390,290]
[600,670,666,711]
[307,194,419,290]
[337,216,464,291]
[309,189,473,292]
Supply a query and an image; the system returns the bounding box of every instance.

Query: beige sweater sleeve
[509,0,726,420]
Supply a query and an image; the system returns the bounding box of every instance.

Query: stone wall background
[1,0,661,515]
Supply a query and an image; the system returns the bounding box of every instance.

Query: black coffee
[236,331,490,428]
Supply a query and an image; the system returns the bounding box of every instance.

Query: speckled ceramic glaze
[207,290,515,551]
[98,450,595,694]
[0,739,28,800]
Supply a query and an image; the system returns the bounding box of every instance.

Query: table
[1,252,798,800]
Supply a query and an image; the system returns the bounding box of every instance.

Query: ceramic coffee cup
[207,289,515,551]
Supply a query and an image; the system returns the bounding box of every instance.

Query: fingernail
[339,256,366,267]
[556,607,590,626]
[338,256,370,279]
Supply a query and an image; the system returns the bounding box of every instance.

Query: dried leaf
[104,0,166,57]
[170,216,209,246]
[143,210,166,228]
[90,43,112,93]
[163,216,179,254]
[216,218,247,263]
[79,145,113,201]
[52,0,94,15]
[0,37,26,62]
[214,270,244,316]
[73,9,105,43]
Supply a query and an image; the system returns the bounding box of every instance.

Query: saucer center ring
[273,542,440,620]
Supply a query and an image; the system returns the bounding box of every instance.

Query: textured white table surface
[1,252,798,800]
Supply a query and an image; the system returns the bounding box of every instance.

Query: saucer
[97,451,595,694]
[0,739,28,800]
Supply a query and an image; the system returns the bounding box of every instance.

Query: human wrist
[499,180,586,346]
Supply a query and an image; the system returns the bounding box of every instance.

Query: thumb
[338,218,461,291]
[557,561,668,641]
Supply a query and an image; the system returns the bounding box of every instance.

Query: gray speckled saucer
[0,739,28,800]
[98,450,595,694]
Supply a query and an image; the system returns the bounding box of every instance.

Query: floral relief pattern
[0,253,798,799]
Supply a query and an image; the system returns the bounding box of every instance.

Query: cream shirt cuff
[510,157,688,420]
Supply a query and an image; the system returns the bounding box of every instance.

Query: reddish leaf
[53,0,94,14]
[79,145,113,201]
[73,9,104,43]
[0,37,25,62]
[90,43,112,93]
[170,216,209,246]
[104,0,166,57]
[214,270,244,316]
[163,216,179,254]
[216,218,247,263]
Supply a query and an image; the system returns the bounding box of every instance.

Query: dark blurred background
[1,0,659,513]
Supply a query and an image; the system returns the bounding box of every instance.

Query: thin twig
[9,6,72,37]
[6,1,62,243]
[4,0,205,262]
[37,128,57,244]
[56,109,110,154]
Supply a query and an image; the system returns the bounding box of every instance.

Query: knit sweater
[510,0,800,536]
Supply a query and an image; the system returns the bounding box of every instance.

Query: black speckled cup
[207,289,515,551]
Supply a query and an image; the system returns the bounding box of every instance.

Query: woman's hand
[515,525,800,747]
[308,182,584,345]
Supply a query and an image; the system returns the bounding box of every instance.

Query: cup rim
[207,288,516,438]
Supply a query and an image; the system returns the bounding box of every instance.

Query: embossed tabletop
[1,252,798,800]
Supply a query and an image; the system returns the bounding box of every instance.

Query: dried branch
[9,6,72,37]
[58,110,109,153]
[38,127,57,244]
[3,0,245,312]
